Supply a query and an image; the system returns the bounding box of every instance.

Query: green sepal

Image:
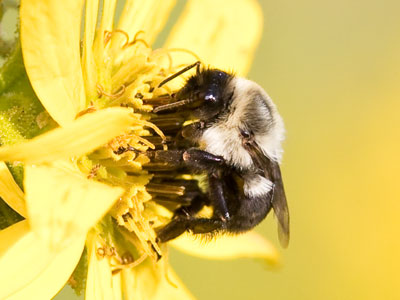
[0,41,25,94]
[0,196,24,230]
[69,247,88,296]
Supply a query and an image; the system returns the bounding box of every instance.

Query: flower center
[77,29,198,266]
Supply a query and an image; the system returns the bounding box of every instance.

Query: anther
[88,164,101,179]
[96,247,106,257]
[121,252,134,264]
[103,30,113,45]
[122,212,133,222]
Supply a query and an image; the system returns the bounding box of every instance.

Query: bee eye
[240,129,251,139]
[204,94,216,102]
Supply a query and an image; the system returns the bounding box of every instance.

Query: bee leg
[173,193,208,219]
[165,121,205,149]
[145,149,186,167]
[156,218,189,242]
[181,121,205,144]
[145,148,224,171]
[157,216,225,242]
[157,175,230,242]
[182,148,224,172]
[208,173,231,221]
[157,191,223,243]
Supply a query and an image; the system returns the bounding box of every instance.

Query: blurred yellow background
[168,0,400,299]
[8,0,394,299]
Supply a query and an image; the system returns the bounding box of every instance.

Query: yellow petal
[82,0,100,101]
[85,232,116,300]
[153,266,195,300]
[116,0,176,46]
[20,0,86,126]
[112,272,123,300]
[164,0,263,76]
[92,0,117,92]
[100,0,117,32]
[0,161,26,217]
[0,220,85,300]
[120,258,194,300]
[170,231,279,265]
[120,259,158,299]
[0,107,134,163]
[24,162,124,250]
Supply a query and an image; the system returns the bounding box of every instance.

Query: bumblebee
[146,62,289,247]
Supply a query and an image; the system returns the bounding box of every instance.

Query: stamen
[114,29,130,47]
[97,83,126,99]
[103,29,131,47]
[121,252,134,264]
[103,30,113,45]
[133,120,167,150]
[96,245,116,258]
[163,52,173,72]
[133,135,156,150]
[123,30,150,49]
[88,164,101,179]
[125,39,149,49]
[97,247,106,257]
[120,213,161,261]
[150,49,173,73]
[133,30,145,41]
[76,102,97,118]
[151,47,202,65]
[123,253,147,268]
[111,253,148,274]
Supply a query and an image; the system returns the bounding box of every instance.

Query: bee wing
[268,161,290,248]
[246,142,290,248]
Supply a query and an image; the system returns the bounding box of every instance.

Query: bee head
[201,77,285,169]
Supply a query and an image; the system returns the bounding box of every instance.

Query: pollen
[76,29,198,264]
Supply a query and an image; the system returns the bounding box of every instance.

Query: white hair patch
[243,175,273,198]
[201,125,253,169]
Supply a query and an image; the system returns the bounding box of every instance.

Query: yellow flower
[0,0,278,299]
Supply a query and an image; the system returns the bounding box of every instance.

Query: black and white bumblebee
[146,62,289,247]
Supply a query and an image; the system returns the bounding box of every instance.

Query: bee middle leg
[157,171,232,243]
[208,173,231,221]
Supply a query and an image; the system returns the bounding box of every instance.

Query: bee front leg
[145,148,224,172]
[181,121,205,144]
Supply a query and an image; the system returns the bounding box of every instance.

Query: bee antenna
[153,98,195,113]
[158,61,201,88]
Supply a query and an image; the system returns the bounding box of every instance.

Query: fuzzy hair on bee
[146,61,289,247]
